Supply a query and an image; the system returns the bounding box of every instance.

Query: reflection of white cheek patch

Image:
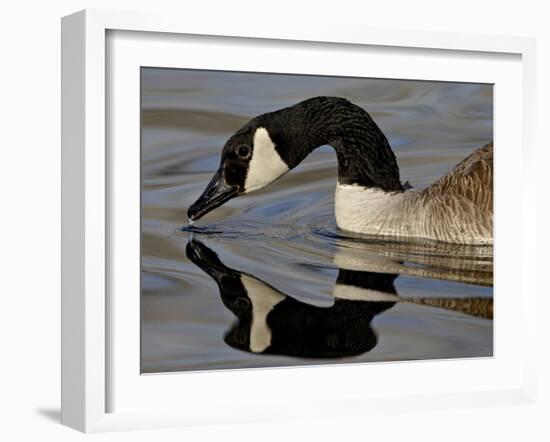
[240,275,285,353]
[244,127,289,193]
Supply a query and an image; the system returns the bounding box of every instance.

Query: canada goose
[187,96,493,245]
[186,239,493,358]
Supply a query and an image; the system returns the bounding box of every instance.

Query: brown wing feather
[423,142,493,214]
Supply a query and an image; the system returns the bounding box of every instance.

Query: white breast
[334,183,407,236]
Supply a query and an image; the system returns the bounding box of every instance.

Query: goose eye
[237,146,250,158]
[234,297,251,309]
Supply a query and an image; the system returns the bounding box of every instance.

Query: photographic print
[141,68,493,374]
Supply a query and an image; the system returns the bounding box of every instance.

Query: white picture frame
[61,9,537,433]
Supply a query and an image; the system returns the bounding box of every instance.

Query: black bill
[187,168,239,221]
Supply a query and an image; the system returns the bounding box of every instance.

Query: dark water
[141,68,493,374]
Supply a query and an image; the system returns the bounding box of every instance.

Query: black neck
[260,96,403,191]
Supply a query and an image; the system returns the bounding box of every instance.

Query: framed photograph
[61,9,537,432]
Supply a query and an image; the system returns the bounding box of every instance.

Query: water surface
[141,68,493,374]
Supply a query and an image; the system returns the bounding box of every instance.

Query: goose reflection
[186,239,397,358]
[186,239,492,359]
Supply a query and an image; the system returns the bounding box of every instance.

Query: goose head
[187,120,291,220]
[187,96,403,221]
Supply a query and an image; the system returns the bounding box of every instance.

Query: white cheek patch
[244,127,289,193]
[240,274,285,353]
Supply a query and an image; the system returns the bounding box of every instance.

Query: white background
[0,1,548,441]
